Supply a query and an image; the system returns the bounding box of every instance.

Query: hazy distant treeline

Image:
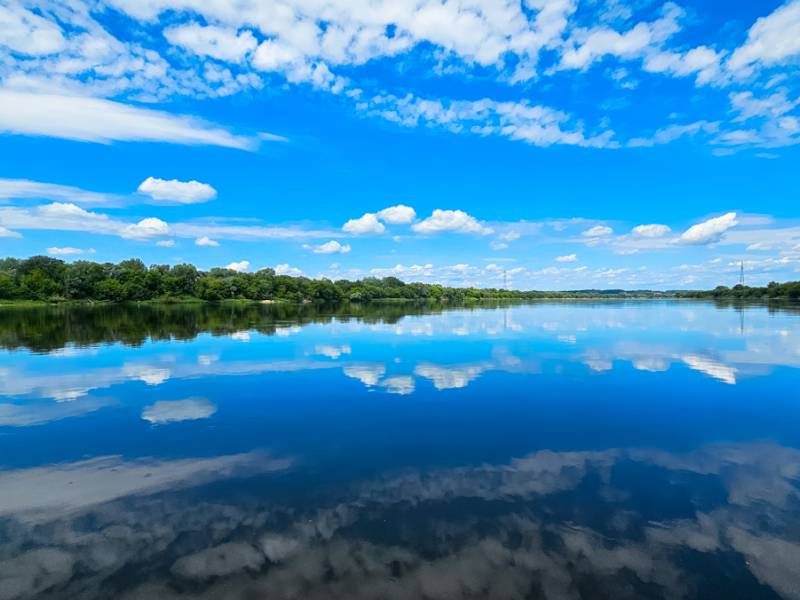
[0,256,670,303]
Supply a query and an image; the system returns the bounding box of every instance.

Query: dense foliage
[0,256,671,303]
[676,281,800,300]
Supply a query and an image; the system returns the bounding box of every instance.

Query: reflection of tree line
[2,298,800,353]
[0,301,479,353]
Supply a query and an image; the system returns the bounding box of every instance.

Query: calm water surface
[1,301,799,600]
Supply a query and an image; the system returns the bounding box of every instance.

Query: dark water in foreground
[0,301,799,600]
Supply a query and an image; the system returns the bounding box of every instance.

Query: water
[0,301,799,600]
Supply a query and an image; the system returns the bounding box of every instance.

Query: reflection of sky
[0,442,799,600]
[0,303,798,465]
[3,303,800,404]
[1,302,800,598]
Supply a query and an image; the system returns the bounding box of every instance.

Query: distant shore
[1,256,798,304]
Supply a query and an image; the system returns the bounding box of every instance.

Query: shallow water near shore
[1,300,799,599]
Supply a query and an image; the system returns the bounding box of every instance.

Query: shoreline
[1,296,797,308]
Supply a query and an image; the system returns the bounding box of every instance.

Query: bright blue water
[0,301,799,599]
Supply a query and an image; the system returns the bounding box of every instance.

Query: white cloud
[728,0,800,72]
[499,231,521,242]
[137,177,217,204]
[141,397,217,424]
[342,213,385,235]
[680,212,738,245]
[225,260,250,272]
[682,355,737,385]
[0,3,65,56]
[643,46,723,85]
[363,94,614,148]
[0,202,119,237]
[47,247,94,256]
[559,3,683,71]
[412,209,493,235]
[122,217,169,239]
[0,226,21,238]
[0,178,121,206]
[628,121,720,148]
[305,240,351,254]
[0,90,254,149]
[314,344,351,359]
[156,240,176,247]
[343,364,385,386]
[555,254,577,263]
[377,204,416,224]
[378,376,415,395]
[195,236,220,247]
[164,23,257,62]
[730,91,799,122]
[414,363,485,390]
[275,263,302,276]
[582,225,613,237]
[370,263,434,278]
[633,224,671,237]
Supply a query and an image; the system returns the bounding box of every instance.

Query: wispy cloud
[0,90,255,150]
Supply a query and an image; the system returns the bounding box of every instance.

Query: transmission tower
[739,261,744,285]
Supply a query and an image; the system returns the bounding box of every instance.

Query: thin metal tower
[739,261,744,285]
[503,269,508,290]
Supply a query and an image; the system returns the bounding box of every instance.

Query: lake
[1,301,799,600]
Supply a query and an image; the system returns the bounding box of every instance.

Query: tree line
[4,256,795,304]
[0,255,589,303]
[676,281,800,300]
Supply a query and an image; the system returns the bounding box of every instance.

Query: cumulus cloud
[122,217,170,239]
[728,0,800,72]
[555,254,577,263]
[559,3,684,71]
[194,236,219,247]
[377,204,416,224]
[164,23,257,62]
[643,45,723,85]
[342,213,385,235]
[343,364,386,387]
[274,263,302,276]
[142,398,217,424]
[378,376,416,395]
[314,344,351,359]
[225,260,250,272]
[633,224,672,237]
[304,240,351,254]
[0,90,255,149]
[412,209,493,235]
[414,363,486,390]
[582,225,613,237]
[138,177,217,204]
[680,212,738,245]
[0,3,65,55]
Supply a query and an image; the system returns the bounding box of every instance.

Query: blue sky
[0,0,799,290]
